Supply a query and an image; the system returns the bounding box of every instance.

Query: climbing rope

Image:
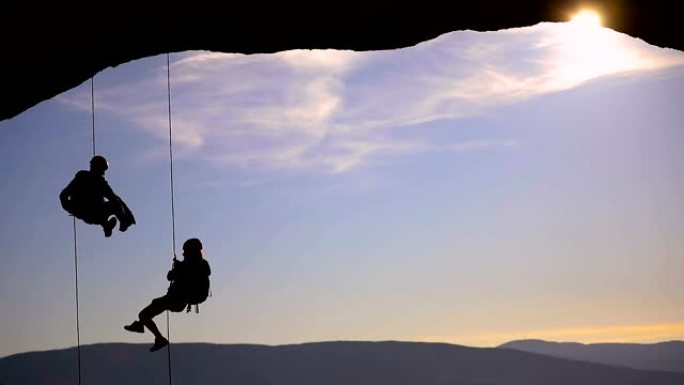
[73,217,82,385]
[91,78,96,157]
[165,52,175,385]
[167,53,177,256]
[73,75,96,385]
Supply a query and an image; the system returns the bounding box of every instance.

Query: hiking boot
[119,220,132,232]
[150,337,169,352]
[124,321,144,333]
[103,217,117,237]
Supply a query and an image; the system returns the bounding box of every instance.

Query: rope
[165,52,175,385]
[91,77,96,157]
[166,312,172,385]
[72,75,98,385]
[167,53,177,255]
[73,218,82,385]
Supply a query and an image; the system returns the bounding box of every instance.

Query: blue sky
[2,20,684,357]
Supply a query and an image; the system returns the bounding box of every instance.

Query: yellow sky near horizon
[415,323,684,347]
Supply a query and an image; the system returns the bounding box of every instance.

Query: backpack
[185,259,211,314]
[187,274,210,305]
[168,259,211,313]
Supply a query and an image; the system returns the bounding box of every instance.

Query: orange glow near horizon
[416,323,684,347]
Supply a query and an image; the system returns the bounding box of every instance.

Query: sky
[2,18,684,358]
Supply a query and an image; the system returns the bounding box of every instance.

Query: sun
[570,10,602,28]
[544,7,654,89]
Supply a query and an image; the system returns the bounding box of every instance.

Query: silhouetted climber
[124,238,212,352]
[59,155,136,237]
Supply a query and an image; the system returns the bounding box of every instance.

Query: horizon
[1,20,684,358]
[3,337,684,359]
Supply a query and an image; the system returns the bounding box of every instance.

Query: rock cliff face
[1,1,682,122]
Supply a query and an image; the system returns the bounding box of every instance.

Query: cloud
[56,22,684,175]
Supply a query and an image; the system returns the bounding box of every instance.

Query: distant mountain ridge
[2,341,684,385]
[499,339,684,373]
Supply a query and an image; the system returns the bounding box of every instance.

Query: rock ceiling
[1,1,681,122]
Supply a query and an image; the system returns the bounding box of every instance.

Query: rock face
[1,1,682,122]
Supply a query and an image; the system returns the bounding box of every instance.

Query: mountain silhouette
[2,341,684,385]
[500,339,684,373]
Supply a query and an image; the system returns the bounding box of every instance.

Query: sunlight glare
[542,9,655,89]
[570,10,601,28]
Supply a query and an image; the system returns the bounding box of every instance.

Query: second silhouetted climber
[124,238,212,352]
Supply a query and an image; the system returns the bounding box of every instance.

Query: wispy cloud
[56,22,684,175]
